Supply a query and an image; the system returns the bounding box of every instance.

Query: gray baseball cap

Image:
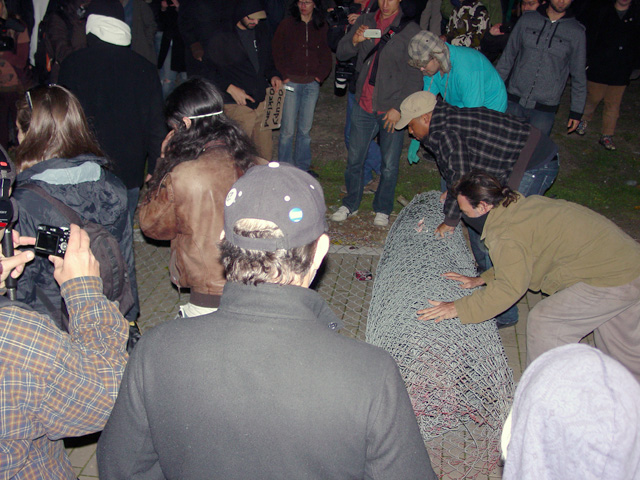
[223,162,328,251]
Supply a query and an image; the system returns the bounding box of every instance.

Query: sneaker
[373,212,389,226]
[363,177,380,194]
[330,206,357,222]
[599,135,616,151]
[576,120,588,136]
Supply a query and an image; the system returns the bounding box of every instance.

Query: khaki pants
[526,275,640,383]
[224,101,273,160]
[582,81,626,136]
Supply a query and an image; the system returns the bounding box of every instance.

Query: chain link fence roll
[367,191,515,478]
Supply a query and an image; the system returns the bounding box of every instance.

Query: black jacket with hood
[205,0,280,109]
[13,155,137,328]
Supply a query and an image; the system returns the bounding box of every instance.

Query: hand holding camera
[0,231,35,289]
[49,224,99,287]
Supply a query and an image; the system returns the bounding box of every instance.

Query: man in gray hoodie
[496,0,586,136]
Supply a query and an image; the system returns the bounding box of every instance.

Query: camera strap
[364,16,413,87]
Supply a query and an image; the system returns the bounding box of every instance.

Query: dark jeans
[343,104,404,215]
[506,101,556,137]
[345,92,382,184]
[125,187,141,322]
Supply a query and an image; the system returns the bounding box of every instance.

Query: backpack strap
[18,183,84,226]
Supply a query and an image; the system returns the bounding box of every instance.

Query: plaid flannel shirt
[425,101,531,225]
[0,277,128,480]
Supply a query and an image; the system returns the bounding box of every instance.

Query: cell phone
[35,224,70,257]
[363,29,382,39]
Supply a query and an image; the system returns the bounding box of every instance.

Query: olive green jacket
[455,194,640,324]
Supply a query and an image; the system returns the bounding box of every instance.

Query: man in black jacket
[97,162,438,480]
[205,0,282,160]
[58,0,166,225]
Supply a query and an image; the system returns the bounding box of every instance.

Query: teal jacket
[408,44,507,162]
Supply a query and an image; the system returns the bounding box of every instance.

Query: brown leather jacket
[139,146,265,304]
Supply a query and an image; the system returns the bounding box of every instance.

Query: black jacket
[204,0,280,109]
[13,155,137,328]
[58,35,166,189]
[581,1,640,85]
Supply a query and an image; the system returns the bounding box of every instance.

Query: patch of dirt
[327,210,395,249]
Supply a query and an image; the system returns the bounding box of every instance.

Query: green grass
[310,76,640,236]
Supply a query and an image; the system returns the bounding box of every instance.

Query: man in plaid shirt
[0,225,129,479]
[396,91,559,326]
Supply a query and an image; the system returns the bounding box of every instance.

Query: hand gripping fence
[366,191,515,478]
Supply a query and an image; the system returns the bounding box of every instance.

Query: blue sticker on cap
[289,207,303,223]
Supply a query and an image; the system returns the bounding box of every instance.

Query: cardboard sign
[262,86,285,130]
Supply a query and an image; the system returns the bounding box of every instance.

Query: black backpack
[18,183,135,325]
[33,0,72,85]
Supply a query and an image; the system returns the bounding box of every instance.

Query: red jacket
[272,16,332,84]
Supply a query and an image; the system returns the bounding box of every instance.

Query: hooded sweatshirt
[205,0,280,109]
[496,6,587,120]
[502,344,640,479]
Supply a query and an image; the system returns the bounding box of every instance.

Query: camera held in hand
[35,225,70,257]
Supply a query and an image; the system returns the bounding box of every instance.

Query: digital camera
[35,224,70,257]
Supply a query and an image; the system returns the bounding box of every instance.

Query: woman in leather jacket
[140,77,264,318]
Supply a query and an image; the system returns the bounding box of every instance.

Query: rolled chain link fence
[367,191,515,478]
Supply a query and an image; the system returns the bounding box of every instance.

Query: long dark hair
[290,0,326,29]
[14,85,104,172]
[148,77,257,191]
[452,170,519,208]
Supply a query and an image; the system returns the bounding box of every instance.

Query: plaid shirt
[0,277,128,480]
[425,101,531,225]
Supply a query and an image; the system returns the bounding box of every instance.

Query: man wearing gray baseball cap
[98,162,437,479]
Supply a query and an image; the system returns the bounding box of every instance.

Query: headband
[187,111,223,119]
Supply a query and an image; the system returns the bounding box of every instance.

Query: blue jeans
[345,92,381,184]
[278,81,320,172]
[468,156,560,325]
[125,187,141,321]
[155,32,186,99]
[343,104,404,215]
[507,101,556,137]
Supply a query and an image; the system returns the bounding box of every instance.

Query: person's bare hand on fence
[444,272,485,289]
[417,300,457,322]
[435,222,454,238]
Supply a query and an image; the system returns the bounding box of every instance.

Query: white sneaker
[330,206,357,222]
[373,212,389,226]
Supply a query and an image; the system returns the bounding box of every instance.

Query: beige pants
[224,101,273,160]
[582,81,627,136]
[526,275,640,383]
